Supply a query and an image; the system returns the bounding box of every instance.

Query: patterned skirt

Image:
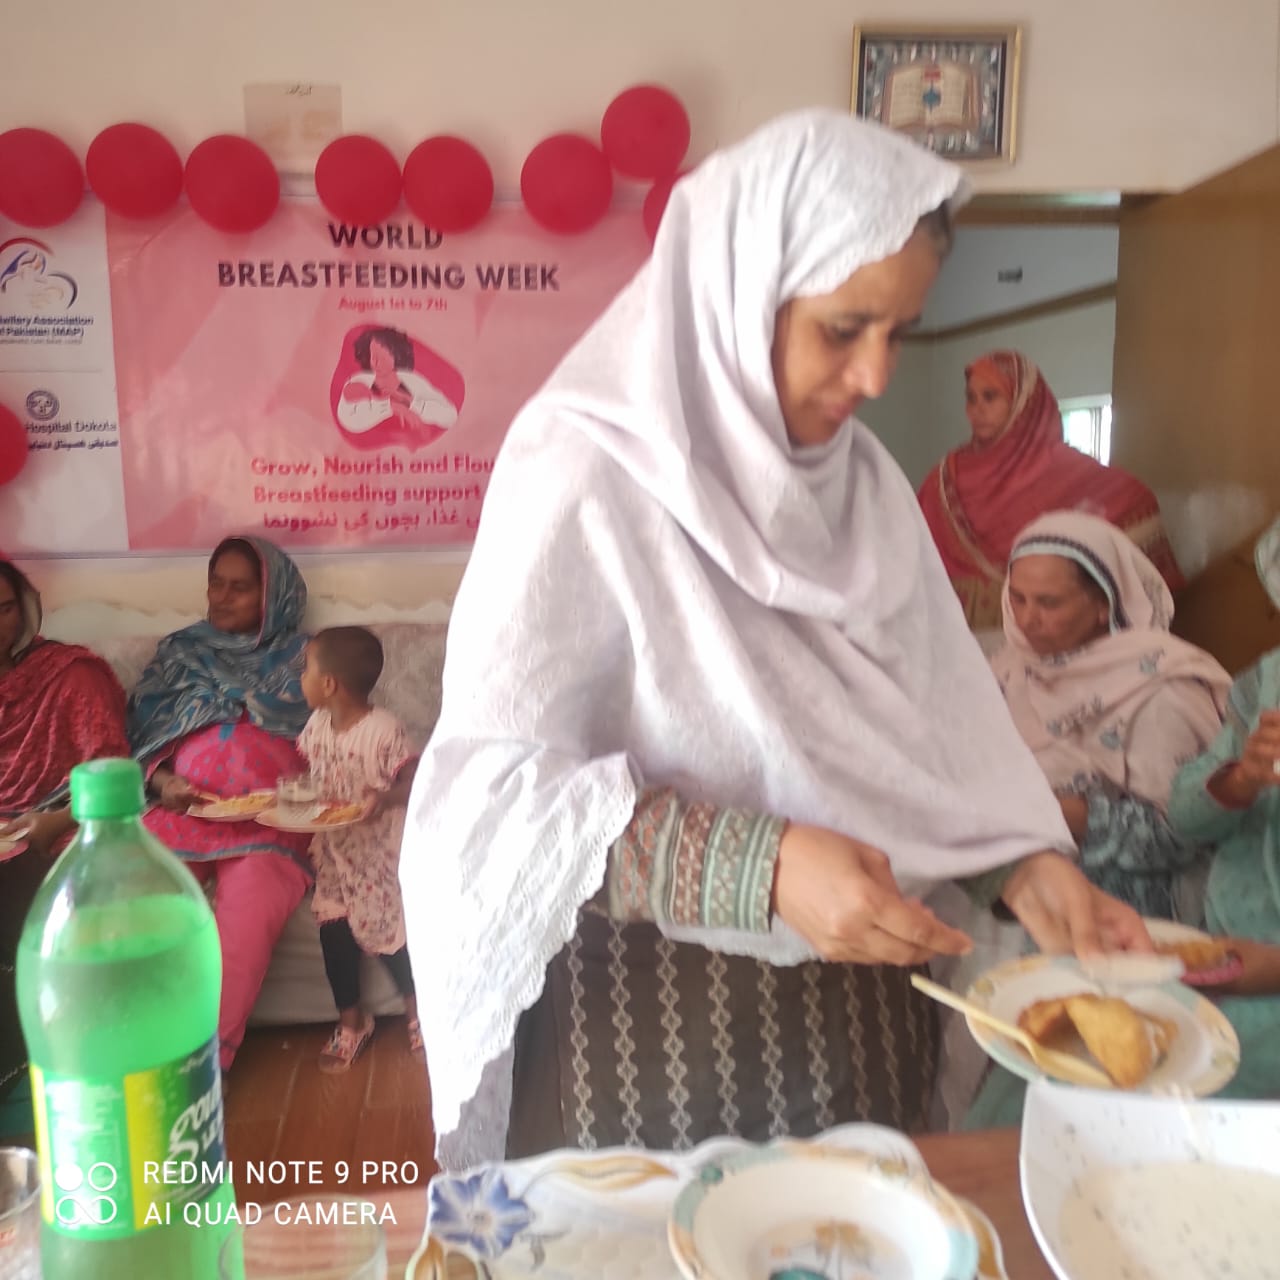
[507,911,937,1158]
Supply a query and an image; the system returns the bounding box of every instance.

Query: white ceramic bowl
[669,1144,977,1280]
[1021,1079,1280,1279]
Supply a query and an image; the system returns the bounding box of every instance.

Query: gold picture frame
[851,24,1021,163]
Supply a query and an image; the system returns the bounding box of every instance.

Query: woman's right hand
[1237,710,1280,789]
[155,771,198,812]
[0,812,34,845]
[1209,711,1280,807]
[772,823,972,965]
[1,809,72,856]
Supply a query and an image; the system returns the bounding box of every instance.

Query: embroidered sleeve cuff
[605,789,785,933]
[695,808,787,933]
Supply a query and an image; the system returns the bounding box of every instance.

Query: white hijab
[402,109,1073,1165]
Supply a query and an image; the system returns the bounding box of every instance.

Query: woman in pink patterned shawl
[991,510,1231,919]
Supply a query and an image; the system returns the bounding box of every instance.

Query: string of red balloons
[0,85,690,239]
[0,86,691,488]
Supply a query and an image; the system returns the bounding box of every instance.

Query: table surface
[381,1126,1052,1279]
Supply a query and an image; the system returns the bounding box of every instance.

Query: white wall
[922,227,1118,331]
[4,0,1277,624]
[863,298,1117,490]
[6,0,1278,194]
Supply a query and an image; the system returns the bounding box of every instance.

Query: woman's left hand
[1,809,71,857]
[1000,851,1153,958]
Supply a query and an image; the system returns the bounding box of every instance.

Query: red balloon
[184,135,279,233]
[0,406,29,487]
[86,123,183,219]
[403,136,494,233]
[0,129,84,228]
[315,135,402,226]
[601,86,690,181]
[642,171,690,244]
[521,134,613,235]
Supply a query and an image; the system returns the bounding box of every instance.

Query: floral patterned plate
[965,952,1239,1096]
[668,1144,978,1280]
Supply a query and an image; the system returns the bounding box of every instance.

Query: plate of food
[255,801,366,834]
[187,790,277,821]
[668,1143,979,1280]
[964,953,1239,1096]
[1144,918,1246,988]
[1020,1080,1280,1279]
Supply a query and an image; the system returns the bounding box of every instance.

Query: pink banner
[106,201,647,550]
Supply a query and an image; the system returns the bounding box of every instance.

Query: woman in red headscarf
[917,350,1183,631]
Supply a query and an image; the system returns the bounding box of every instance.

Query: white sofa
[95,621,448,1025]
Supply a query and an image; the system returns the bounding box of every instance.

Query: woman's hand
[1,809,72,856]
[1209,937,1280,996]
[156,772,198,812]
[0,813,30,842]
[772,823,973,965]
[1209,711,1280,808]
[1000,851,1152,957]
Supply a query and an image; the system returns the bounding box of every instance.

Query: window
[1059,395,1112,465]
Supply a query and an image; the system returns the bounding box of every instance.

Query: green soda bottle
[16,759,244,1279]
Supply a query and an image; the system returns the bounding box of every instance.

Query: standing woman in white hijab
[402,109,1149,1167]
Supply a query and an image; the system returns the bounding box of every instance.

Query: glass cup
[275,774,319,824]
[219,1196,387,1279]
[0,1146,41,1280]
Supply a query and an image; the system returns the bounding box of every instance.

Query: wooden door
[1111,144,1280,672]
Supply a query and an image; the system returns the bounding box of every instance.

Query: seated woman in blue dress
[128,536,313,1071]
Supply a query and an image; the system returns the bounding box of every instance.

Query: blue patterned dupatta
[128,537,310,763]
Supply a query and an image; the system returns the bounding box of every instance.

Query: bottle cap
[70,758,146,821]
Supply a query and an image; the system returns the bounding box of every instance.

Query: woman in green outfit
[1166,514,1280,1098]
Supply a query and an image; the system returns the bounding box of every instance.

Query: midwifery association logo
[0,237,78,312]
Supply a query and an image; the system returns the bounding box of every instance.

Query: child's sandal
[318,1014,375,1074]
[406,1017,424,1055]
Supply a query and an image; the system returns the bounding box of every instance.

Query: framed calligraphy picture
[851,25,1021,162]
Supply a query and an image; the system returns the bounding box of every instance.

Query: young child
[297,626,420,1072]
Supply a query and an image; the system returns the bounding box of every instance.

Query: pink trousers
[188,853,311,1069]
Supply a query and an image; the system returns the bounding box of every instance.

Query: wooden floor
[222,1014,438,1203]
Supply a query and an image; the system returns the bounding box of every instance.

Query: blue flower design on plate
[430,1167,536,1260]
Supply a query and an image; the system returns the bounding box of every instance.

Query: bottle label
[30,1037,227,1238]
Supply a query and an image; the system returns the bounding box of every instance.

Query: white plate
[1021,1080,1280,1279]
[965,952,1239,1096]
[255,805,360,834]
[669,1144,978,1280]
[0,835,27,861]
[187,792,276,821]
